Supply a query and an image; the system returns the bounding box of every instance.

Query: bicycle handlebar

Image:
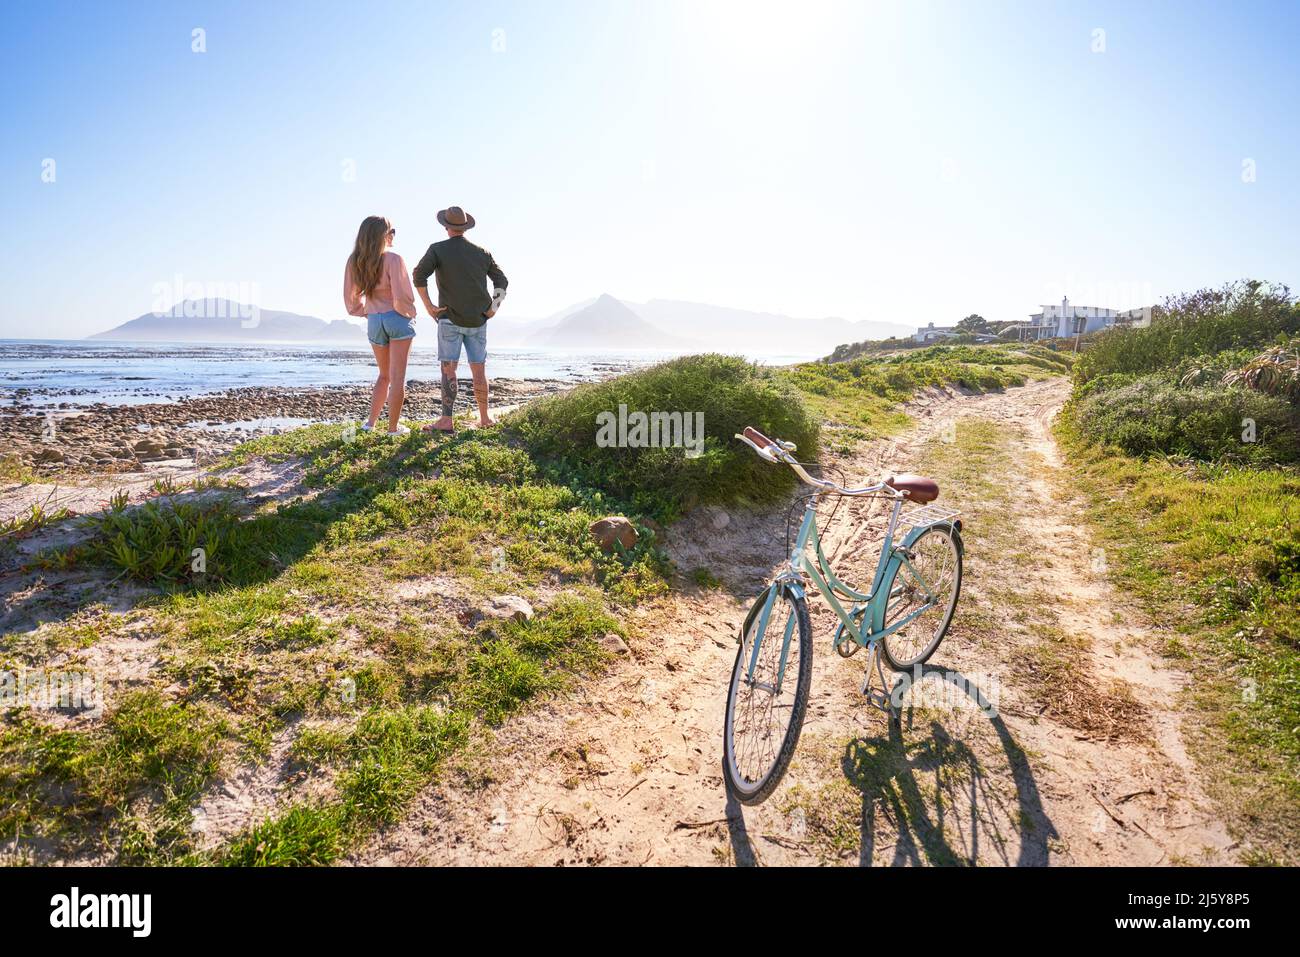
[734,427,900,498]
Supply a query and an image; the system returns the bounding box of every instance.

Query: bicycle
[722,426,964,804]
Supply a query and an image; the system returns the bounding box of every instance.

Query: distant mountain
[490,296,912,356]
[91,294,914,354]
[525,294,700,349]
[91,299,364,343]
[488,297,598,346]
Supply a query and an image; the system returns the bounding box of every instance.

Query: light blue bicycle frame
[744,493,948,694]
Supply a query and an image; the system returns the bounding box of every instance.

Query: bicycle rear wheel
[723,584,812,805]
[880,522,963,670]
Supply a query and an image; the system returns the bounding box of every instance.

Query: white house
[913,322,960,344]
[1016,298,1151,341]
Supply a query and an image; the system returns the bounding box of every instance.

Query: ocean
[0,340,816,409]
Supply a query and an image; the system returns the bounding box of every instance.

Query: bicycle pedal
[862,686,893,714]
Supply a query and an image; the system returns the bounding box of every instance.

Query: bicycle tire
[723,584,813,805]
[880,522,963,670]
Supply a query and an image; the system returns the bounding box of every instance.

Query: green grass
[78,492,314,586]
[513,353,820,521]
[1,499,76,566]
[1058,415,1300,858]
[4,401,668,863]
[785,343,1071,439]
[214,592,618,865]
[1058,279,1300,859]
[0,691,229,862]
[2,344,1070,865]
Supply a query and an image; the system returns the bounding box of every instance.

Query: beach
[0,338,823,475]
[0,339,681,475]
[0,377,575,475]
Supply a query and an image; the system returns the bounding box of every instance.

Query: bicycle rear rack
[902,503,961,529]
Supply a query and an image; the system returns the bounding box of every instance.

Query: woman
[344,215,418,435]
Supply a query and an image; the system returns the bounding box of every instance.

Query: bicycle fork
[744,579,801,695]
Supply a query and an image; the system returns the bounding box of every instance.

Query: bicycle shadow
[722,663,1058,867]
[844,663,1057,866]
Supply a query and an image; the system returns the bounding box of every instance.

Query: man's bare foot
[423,416,455,433]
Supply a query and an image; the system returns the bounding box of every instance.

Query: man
[412,205,508,431]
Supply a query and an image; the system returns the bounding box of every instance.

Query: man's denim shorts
[437,317,488,363]
[367,310,416,346]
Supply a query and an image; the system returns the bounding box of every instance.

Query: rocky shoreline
[0,377,568,474]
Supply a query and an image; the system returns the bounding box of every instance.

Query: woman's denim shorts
[367,310,416,346]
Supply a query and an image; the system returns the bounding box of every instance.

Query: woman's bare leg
[386,337,414,431]
[368,343,390,428]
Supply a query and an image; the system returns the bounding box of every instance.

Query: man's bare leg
[470,362,492,427]
[428,360,458,432]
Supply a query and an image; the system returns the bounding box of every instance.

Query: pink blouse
[344,250,417,318]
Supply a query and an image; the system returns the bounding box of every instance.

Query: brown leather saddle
[885,473,940,504]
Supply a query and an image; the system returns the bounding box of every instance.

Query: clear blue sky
[2,0,1297,338]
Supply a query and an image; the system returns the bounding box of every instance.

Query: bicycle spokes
[730,594,803,788]
[883,527,960,665]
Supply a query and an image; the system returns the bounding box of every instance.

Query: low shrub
[511,353,819,519]
[1071,375,1299,464]
[80,494,326,587]
[1075,280,1300,384]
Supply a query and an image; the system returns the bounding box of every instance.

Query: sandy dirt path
[355,378,1236,866]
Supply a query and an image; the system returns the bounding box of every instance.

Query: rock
[589,516,638,552]
[701,505,730,530]
[133,438,167,460]
[641,517,666,541]
[480,595,534,623]
[34,447,64,463]
[600,633,630,656]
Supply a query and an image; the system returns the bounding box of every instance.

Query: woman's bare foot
[477,416,495,428]
[423,416,455,433]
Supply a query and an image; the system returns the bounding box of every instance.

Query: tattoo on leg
[441,373,457,417]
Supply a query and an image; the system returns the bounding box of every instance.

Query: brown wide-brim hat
[437,206,476,230]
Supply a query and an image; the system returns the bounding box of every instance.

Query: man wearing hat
[412,205,509,431]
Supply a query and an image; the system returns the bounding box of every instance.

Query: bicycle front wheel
[880,522,963,670]
[723,584,812,805]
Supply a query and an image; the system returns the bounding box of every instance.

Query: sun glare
[681,0,857,69]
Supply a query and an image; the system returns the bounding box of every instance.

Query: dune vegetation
[1059,280,1300,860]
[2,344,1076,864]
